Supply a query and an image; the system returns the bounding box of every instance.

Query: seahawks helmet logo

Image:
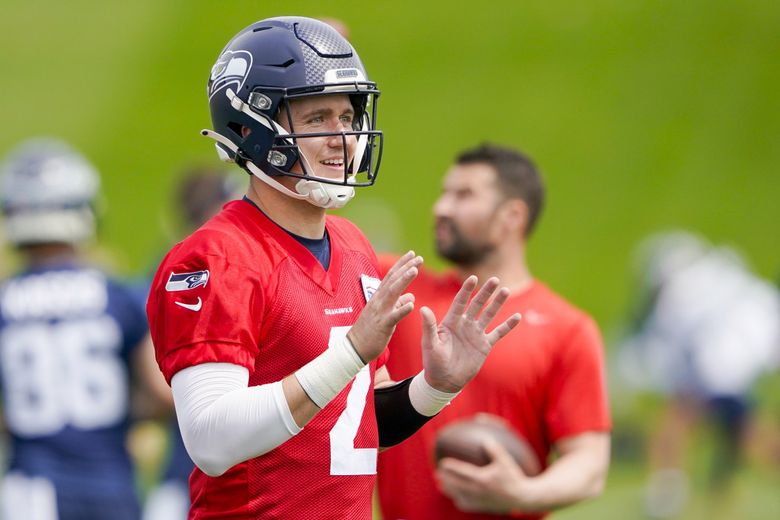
[208,50,253,100]
[165,270,210,292]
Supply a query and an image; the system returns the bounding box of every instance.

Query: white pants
[142,481,189,520]
[1,472,58,520]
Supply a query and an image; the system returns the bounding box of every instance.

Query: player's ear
[241,126,252,138]
[498,199,528,237]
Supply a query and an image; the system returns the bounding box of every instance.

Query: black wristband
[375,377,435,448]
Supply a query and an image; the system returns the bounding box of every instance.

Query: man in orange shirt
[376,144,611,519]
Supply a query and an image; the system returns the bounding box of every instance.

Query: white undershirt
[170,362,301,477]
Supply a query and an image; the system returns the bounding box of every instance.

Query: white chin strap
[201,89,356,209]
[294,179,355,209]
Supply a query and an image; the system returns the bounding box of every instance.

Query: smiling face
[278,94,357,182]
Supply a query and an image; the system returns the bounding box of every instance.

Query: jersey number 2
[327,326,376,475]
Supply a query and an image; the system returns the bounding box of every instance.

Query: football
[434,415,542,476]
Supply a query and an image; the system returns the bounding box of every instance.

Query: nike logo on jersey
[175,297,202,311]
[522,309,549,325]
[166,270,210,291]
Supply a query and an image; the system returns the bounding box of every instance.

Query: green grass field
[3,1,780,517]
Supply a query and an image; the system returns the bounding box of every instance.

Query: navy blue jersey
[129,273,194,520]
[128,274,194,488]
[161,420,194,484]
[0,262,147,519]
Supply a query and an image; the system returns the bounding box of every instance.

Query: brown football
[434,415,542,476]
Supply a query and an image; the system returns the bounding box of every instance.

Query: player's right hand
[347,251,422,362]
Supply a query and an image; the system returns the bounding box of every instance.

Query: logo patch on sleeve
[165,270,210,292]
[360,274,381,302]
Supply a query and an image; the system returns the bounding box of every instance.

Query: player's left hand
[436,436,533,514]
[420,276,520,393]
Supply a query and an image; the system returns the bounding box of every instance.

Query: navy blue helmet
[203,17,382,208]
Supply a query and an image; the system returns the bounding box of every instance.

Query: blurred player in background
[174,167,243,240]
[0,138,168,520]
[142,166,242,520]
[146,17,520,518]
[618,230,780,518]
[377,144,612,519]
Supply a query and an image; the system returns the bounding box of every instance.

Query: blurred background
[1,0,779,518]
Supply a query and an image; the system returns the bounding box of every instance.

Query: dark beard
[435,219,494,268]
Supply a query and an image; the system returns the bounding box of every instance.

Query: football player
[146,16,521,518]
[619,231,780,518]
[0,138,168,520]
[375,144,612,519]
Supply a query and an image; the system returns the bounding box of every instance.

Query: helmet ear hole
[227,122,245,139]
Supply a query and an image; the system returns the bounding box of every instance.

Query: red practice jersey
[147,200,387,519]
[377,257,611,520]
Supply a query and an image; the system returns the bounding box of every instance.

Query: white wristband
[295,334,366,408]
[409,371,460,417]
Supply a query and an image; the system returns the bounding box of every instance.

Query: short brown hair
[455,143,545,237]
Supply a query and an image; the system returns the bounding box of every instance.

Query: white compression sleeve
[171,363,301,477]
